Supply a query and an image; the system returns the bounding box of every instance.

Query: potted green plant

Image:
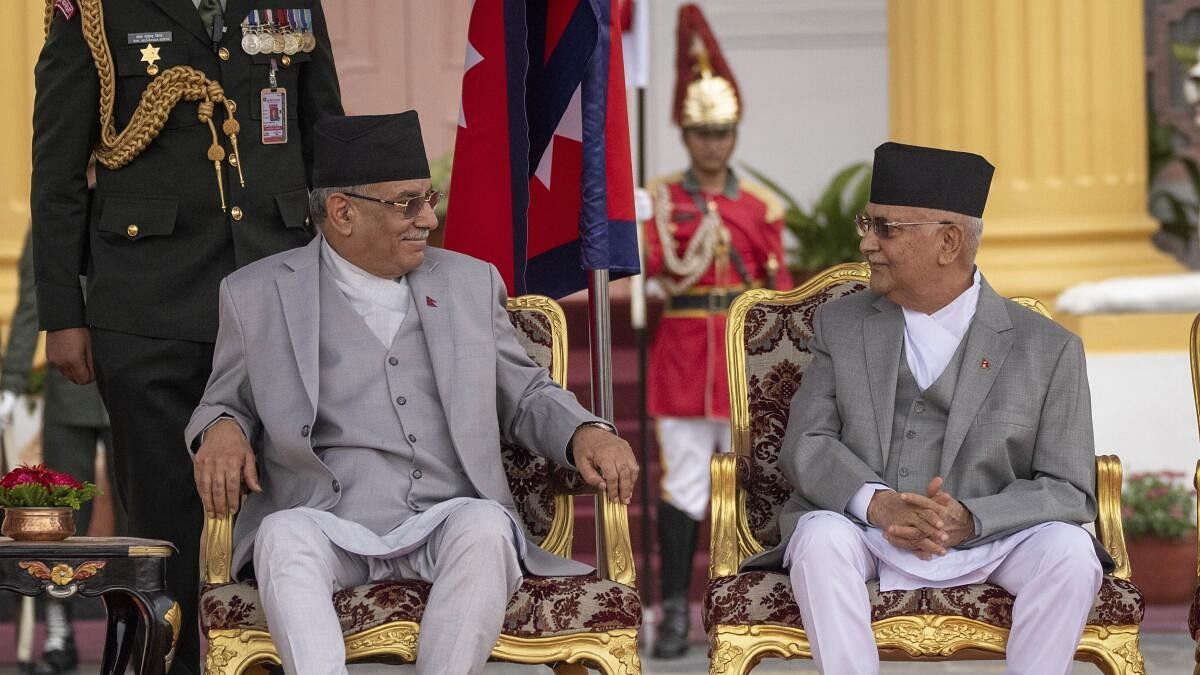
[0,465,98,541]
[741,162,870,279]
[1147,114,1197,248]
[1122,470,1197,604]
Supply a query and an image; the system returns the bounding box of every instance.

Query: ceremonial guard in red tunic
[643,4,791,659]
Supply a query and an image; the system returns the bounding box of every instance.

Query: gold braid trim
[653,182,727,295]
[43,0,55,36]
[44,0,245,207]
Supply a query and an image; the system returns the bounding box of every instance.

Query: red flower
[0,464,96,509]
[0,465,83,490]
[45,469,82,489]
[0,465,52,489]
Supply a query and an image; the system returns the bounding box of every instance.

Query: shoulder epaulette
[644,171,685,196]
[738,178,786,223]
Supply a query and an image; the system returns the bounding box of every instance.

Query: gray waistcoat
[884,341,968,493]
[313,269,476,534]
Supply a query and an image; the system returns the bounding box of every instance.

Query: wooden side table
[0,536,178,675]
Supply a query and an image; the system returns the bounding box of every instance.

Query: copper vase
[1,507,75,541]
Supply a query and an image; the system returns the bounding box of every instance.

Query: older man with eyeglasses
[187,111,638,675]
[739,142,1112,675]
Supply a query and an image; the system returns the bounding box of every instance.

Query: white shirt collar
[900,268,982,390]
[923,267,982,342]
[320,239,411,313]
[320,239,411,347]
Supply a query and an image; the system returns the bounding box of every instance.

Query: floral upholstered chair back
[726,263,871,554]
[502,296,584,558]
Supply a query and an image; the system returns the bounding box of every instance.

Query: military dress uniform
[31,2,342,673]
[644,167,790,654]
[645,169,789,424]
[644,3,792,659]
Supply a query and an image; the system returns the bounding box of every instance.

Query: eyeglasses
[855,213,953,239]
[341,189,441,219]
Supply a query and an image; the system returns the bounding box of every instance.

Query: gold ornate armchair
[1192,458,1200,675]
[1187,313,1200,675]
[705,262,1146,674]
[198,295,641,675]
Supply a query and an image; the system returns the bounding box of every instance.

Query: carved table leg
[100,592,138,675]
[101,590,180,675]
[136,591,181,675]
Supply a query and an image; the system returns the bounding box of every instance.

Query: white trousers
[657,417,730,520]
[786,515,1103,675]
[253,502,524,675]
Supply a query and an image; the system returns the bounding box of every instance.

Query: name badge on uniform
[260,58,288,144]
[127,31,172,45]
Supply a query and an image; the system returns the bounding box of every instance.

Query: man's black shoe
[652,596,691,659]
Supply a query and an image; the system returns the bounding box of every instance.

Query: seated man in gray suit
[185,111,638,675]
[744,142,1109,675]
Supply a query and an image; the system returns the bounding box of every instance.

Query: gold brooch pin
[140,43,162,76]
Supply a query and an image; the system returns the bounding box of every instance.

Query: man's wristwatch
[576,420,617,435]
[567,421,617,466]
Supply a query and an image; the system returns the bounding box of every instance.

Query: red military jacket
[644,169,791,419]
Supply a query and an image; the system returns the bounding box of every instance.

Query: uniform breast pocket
[97,194,178,242]
[274,187,312,232]
[112,43,198,129]
[248,52,311,120]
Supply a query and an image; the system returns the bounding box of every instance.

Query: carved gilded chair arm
[201,512,236,585]
[1094,454,1131,580]
[595,494,636,587]
[709,453,742,579]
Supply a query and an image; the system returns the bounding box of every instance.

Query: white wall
[1087,352,1200,477]
[640,0,888,205]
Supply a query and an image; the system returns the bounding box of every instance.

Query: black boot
[652,501,700,659]
[32,600,77,675]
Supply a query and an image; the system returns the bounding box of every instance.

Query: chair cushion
[703,571,1144,633]
[202,575,641,639]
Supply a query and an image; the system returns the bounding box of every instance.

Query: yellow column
[0,3,47,339]
[889,0,1178,301]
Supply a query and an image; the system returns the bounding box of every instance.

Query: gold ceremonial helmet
[673,4,741,130]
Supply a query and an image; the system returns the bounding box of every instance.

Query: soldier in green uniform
[2,225,121,675]
[30,2,343,673]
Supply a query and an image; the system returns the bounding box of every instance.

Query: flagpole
[587,268,615,580]
[587,270,614,422]
[632,84,655,622]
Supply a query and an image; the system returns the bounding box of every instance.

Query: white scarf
[900,269,981,390]
[321,240,410,347]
